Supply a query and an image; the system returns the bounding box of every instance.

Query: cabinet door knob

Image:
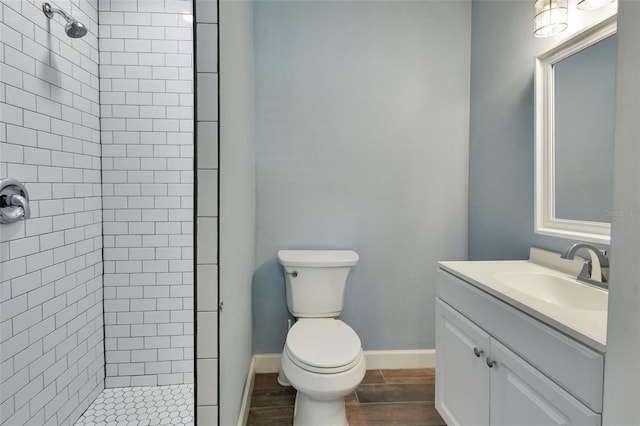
[486,357,496,368]
[473,347,484,358]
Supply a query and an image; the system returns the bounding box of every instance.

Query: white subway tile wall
[194,0,219,421]
[99,0,194,388]
[0,1,104,425]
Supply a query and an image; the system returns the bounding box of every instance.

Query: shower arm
[42,3,72,22]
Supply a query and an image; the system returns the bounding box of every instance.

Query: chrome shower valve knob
[0,178,31,224]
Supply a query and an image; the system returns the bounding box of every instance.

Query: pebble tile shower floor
[74,384,193,426]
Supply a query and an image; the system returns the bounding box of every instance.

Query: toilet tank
[277,250,359,318]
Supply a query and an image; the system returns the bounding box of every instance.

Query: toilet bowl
[281,318,366,426]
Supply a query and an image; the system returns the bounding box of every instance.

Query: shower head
[64,20,87,38]
[42,2,88,38]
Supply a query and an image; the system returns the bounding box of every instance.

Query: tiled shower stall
[99,0,194,389]
[0,0,219,424]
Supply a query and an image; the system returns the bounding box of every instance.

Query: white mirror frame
[534,16,616,245]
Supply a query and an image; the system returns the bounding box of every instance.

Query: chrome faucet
[561,243,609,288]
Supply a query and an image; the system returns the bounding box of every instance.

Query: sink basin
[494,272,608,311]
[439,254,608,349]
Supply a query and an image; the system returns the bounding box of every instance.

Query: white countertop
[438,259,607,352]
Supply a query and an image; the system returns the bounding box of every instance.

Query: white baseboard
[236,357,256,426]
[364,349,436,369]
[252,349,436,374]
[254,353,283,374]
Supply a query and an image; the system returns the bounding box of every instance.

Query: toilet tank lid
[277,250,359,267]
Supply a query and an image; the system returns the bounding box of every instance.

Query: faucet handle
[596,249,609,268]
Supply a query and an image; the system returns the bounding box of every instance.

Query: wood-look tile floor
[247,369,446,426]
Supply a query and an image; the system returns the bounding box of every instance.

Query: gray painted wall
[603,1,640,423]
[468,0,586,260]
[219,0,256,423]
[254,0,471,353]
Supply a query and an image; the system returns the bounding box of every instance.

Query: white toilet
[277,250,366,426]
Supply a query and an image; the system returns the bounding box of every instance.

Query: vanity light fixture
[577,0,615,11]
[534,0,568,37]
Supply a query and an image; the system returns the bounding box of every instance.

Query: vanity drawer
[437,269,604,413]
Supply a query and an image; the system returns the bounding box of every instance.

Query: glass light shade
[578,0,615,10]
[534,0,568,37]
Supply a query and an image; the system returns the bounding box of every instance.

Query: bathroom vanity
[435,251,607,425]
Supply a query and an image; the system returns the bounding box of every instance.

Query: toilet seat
[285,319,362,374]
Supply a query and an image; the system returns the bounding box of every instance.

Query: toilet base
[293,392,348,426]
[277,366,291,387]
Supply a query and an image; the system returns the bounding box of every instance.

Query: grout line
[379,368,387,384]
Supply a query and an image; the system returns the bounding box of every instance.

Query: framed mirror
[535,16,617,245]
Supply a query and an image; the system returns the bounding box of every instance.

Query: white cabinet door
[489,339,601,426]
[436,299,491,426]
